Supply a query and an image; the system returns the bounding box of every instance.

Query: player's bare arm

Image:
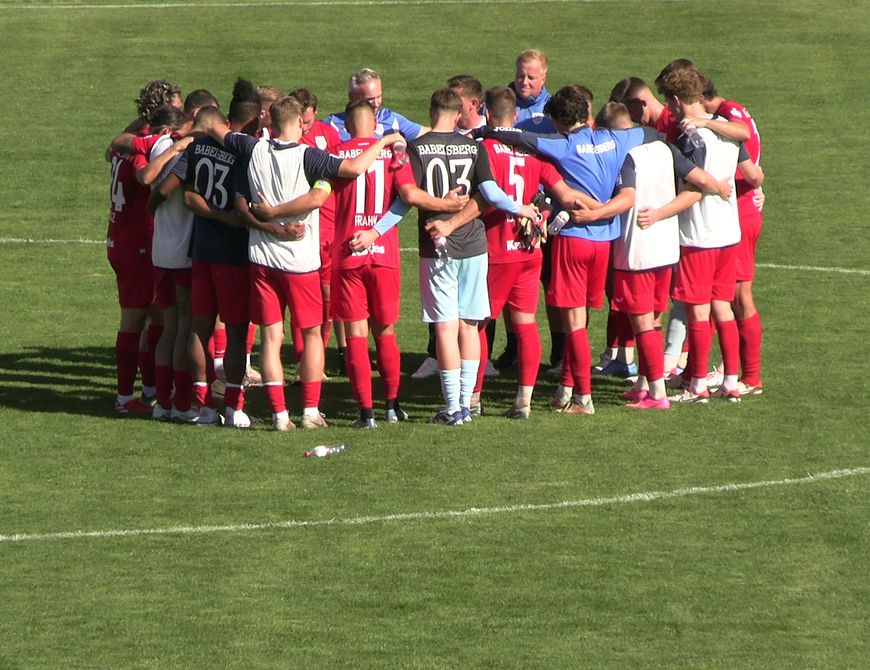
[136,136,194,186]
[336,132,403,178]
[233,195,302,241]
[636,187,702,229]
[682,114,751,142]
[148,172,183,212]
[183,190,242,228]
[250,184,331,222]
[571,188,635,224]
[683,167,733,200]
[737,159,764,188]
[397,184,469,213]
[548,179,603,212]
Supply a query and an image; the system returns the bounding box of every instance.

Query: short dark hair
[594,102,632,130]
[184,89,219,115]
[288,87,319,112]
[609,76,647,103]
[448,75,484,102]
[429,87,463,115]
[701,76,718,101]
[484,85,517,124]
[148,104,187,133]
[544,85,592,127]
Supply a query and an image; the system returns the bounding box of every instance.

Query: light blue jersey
[324,107,424,142]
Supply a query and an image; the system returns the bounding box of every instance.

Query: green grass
[1,1,869,667]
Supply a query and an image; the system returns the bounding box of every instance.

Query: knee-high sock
[301,380,322,411]
[716,319,740,377]
[514,322,541,388]
[460,359,479,409]
[635,329,663,383]
[345,335,373,410]
[173,370,193,411]
[616,311,635,348]
[688,320,713,380]
[567,328,592,395]
[737,313,763,385]
[264,382,286,414]
[474,326,488,394]
[139,324,162,389]
[155,365,173,410]
[224,383,245,411]
[115,331,139,396]
[375,333,401,402]
[560,336,573,389]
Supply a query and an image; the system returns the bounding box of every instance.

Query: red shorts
[735,214,762,283]
[154,267,192,309]
[488,257,542,316]
[673,245,737,305]
[612,267,673,315]
[191,260,250,324]
[331,264,400,325]
[319,238,333,286]
[108,247,155,309]
[545,236,610,309]
[249,264,322,328]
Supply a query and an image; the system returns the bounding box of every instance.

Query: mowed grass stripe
[3,466,867,544]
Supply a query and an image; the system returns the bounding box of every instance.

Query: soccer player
[324,68,430,142]
[654,64,764,403]
[173,99,261,428]
[700,78,765,395]
[512,49,554,132]
[331,100,468,428]
[356,88,536,425]
[256,85,283,139]
[210,96,404,431]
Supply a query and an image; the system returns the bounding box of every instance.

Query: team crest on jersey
[376,123,385,136]
[315,136,328,150]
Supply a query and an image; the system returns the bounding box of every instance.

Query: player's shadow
[0,345,116,416]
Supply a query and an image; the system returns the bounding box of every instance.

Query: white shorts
[419,253,490,323]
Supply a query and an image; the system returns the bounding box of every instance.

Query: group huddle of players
[106,48,765,430]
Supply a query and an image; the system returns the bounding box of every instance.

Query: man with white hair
[325,68,429,141]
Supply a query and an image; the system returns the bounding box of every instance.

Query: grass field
[1,0,869,667]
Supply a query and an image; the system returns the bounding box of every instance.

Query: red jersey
[716,99,762,218]
[480,138,562,264]
[654,107,679,143]
[301,121,342,242]
[331,137,414,270]
[106,143,152,254]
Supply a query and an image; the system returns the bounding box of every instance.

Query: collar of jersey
[269,138,300,150]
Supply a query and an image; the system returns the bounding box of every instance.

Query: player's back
[107,149,152,252]
[410,130,487,259]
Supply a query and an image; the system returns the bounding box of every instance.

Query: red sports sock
[212,327,227,360]
[514,322,541,388]
[616,311,635,348]
[140,324,162,388]
[345,335,373,409]
[688,320,713,379]
[605,309,619,349]
[264,382,286,414]
[474,325,488,394]
[560,337,573,388]
[291,323,304,363]
[321,296,332,349]
[173,370,193,411]
[301,380,322,409]
[115,331,139,396]
[716,319,740,377]
[636,329,664,383]
[193,381,213,409]
[155,365,173,410]
[375,332,401,401]
[224,384,245,411]
[245,323,256,355]
[568,328,592,395]
[737,313,763,385]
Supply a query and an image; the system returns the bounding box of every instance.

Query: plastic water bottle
[547,210,570,236]
[304,443,346,459]
[391,139,409,167]
[683,123,704,149]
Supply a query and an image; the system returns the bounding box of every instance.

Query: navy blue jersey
[174,136,249,266]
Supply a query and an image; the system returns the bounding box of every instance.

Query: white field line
[2,466,868,544]
[3,0,625,10]
[2,238,867,276]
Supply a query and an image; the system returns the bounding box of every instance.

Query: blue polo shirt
[324,107,424,142]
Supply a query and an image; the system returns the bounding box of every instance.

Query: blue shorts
[419,253,490,323]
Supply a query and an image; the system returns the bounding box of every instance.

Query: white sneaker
[243,366,263,387]
[272,414,296,432]
[193,405,223,426]
[225,408,253,429]
[705,366,724,389]
[411,356,439,380]
[484,359,500,378]
[152,404,171,421]
[170,407,200,424]
[301,412,329,430]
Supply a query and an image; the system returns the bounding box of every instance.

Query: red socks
[514,322,541,388]
[716,319,740,377]
[224,384,244,411]
[567,328,592,395]
[635,329,664,383]
[375,333,401,402]
[301,380,322,409]
[172,370,193,411]
[246,323,256,355]
[474,325,488,394]
[688,320,713,379]
[264,382,286,414]
[737,313,763,385]
[345,335,373,410]
[155,365,173,410]
[115,331,139,396]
